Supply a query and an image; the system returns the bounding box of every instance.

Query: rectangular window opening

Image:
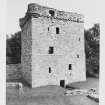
[49,67,51,73]
[48,27,49,31]
[69,64,72,70]
[77,54,79,58]
[49,47,54,54]
[78,37,80,41]
[56,27,59,34]
[49,10,55,17]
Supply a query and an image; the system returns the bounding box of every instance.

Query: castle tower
[19,3,86,88]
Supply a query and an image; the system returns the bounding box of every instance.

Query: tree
[6,31,21,64]
[84,23,100,77]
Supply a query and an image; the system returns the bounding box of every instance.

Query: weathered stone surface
[6,64,22,81]
[20,3,86,88]
[21,19,32,85]
[27,3,84,23]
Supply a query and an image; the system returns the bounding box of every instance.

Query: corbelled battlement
[20,3,84,28]
[27,3,84,22]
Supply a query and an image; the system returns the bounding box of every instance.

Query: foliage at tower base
[6,31,21,64]
[84,24,100,77]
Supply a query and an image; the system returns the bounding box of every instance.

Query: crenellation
[20,3,84,29]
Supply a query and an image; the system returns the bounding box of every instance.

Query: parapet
[20,3,84,28]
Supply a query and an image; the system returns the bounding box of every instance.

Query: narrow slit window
[77,54,79,58]
[56,27,59,34]
[69,64,72,70]
[49,67,51,73]
[49,47,54,54]
[77,18,79,22]
[48,27,49,31]
[78,37,80,41]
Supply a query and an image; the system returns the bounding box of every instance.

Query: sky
[6,0,103,35]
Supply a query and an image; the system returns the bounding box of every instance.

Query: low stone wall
[6,64,22,81]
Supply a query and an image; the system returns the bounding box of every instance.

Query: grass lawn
[6,78,99,105]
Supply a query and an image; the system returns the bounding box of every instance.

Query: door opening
[60,80,65,87]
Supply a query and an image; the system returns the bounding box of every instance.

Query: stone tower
[19,3,86,88]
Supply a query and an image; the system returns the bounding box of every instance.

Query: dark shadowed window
[48,27,49,31]
[56,27,59,34]
[78,37,80,41]
[49,10,55,16]
[77,54,79,58]
[49,67,51,73]
[69,64,72,70]
[49,47,54,54]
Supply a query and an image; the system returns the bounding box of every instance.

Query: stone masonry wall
[21,19,32,85]
[6,64,22,81]
[31,16,86,87]
[27,3,84,23]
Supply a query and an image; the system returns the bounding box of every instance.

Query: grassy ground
[67,77,99,94]
[6,78,99,105]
